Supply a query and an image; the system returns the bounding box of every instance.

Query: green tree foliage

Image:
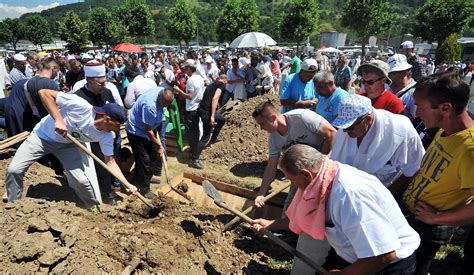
[217,0,259,43]
[0,18,26,51]
[280,0,319,46]
[342,0,392,56]
[88,7,129,48]
[115,0,155,39]
[413,0,473,44]
[24,15,52,50]
[435,33,461,65]
[165,0,197,46]
[57,11,89,53]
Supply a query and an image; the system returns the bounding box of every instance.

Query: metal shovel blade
[202,180,224,204]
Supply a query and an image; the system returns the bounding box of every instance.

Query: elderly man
[358,59,404,114]
[25,52,39,78]
[280,58,319,113]
[388,54,417,120]
[156,63,176,90]
[334,55,352,91]
[313,70,349,123]
[126,87,174,199]
[252,101,336,209]
[5,88,136,211]
[252,144,420,274]
[330,94,424,196]
[8,54,28,85]
[402,73,474,274]
[400,41,426,82]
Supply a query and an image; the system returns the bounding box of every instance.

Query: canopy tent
[318,47,341,53]
[229,32,276,48]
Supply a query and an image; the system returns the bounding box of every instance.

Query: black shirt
[199,81,226,112]
[75,86,116,107]
[26,76,60,118]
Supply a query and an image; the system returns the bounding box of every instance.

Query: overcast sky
[0,0,78,20]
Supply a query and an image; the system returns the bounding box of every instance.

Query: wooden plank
[182,172,286,207]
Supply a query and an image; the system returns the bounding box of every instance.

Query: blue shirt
[315,87,349,123]
[280,73,316,113]
[125,87,164,139]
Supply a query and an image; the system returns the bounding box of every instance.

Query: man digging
[5,89,137,211]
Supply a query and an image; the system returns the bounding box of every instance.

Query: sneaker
[190,159,204,169]
[102,193,118,206]
[88,205,101,213]
[210,136,224,144]
[140,190,158,200]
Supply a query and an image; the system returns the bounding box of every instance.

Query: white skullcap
[84,60,106,77]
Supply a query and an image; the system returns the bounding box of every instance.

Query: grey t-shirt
[269,109,325,156]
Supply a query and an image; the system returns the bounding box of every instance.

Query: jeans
[219,90,233,107]
[197,108,225,152]
[185,110,201,160]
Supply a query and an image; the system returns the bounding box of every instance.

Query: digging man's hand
[255,195,265,208]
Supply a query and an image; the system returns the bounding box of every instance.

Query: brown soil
[201,95,281,178]
[0,151,294,273]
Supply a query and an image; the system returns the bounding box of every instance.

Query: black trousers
[197,108,225,151]
[127,132,162,193]
[185,110,201,160]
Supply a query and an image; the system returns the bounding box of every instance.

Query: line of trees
[0,0,472,64]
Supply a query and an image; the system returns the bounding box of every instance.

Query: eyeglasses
[93,79,106,86]
[344,113,370,131]
[361,77,384,86]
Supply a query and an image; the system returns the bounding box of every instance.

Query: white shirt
[124,75,157,109]
[33,93,114,156]
[325,164,420,263]
[204,66,220,83]
[71,79,124,107]
[158,68,175,90]
[196,63,207,80]
[185,73,205,111]
[226,68,245,93]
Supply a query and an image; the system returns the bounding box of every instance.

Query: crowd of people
[0,39,473,274]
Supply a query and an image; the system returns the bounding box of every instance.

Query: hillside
[19,0,427,45]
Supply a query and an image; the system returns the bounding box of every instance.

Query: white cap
[205,56,214,64]
[84,60,106,77]
[301,58,318,72]
[14,54,26,62]
[400,40,414,49]
[387,54,412,73]
[184,59,196,68]
[239,57,250,67]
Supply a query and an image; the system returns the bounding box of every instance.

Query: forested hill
[20,0,427,45]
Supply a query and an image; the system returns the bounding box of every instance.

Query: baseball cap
[400,40,414,49]
[357,60,391,82]
[387,54,412,73]
[332,94,373,129]
[14,54,26,62]
[93,103,127,124]
[205,56,214,64]
[301,58,318,72]
[184,59,196,68]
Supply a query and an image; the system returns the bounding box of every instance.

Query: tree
[217,0,260,43]
[165,0,197,46]
[88,7,129,49]
[280,0,319,50]
[24,15,52,51]
[0,18,26,51]
[57,11,89,53]
[217,0,241,43]
[413,0,473,44]
[115,0,155,40]
[342,0,392,57]
[435,33,461,65]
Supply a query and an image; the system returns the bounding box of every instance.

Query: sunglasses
[344,113,370,131]
[361,77,384,86]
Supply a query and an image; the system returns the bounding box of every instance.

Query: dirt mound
[201,95,280,167]
[0,154,293,273]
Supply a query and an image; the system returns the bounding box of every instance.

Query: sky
[0,0,78,20]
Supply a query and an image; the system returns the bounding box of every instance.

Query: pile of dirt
[0,155,293,273]
[201,95,281,168]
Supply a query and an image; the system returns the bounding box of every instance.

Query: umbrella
[318,47,341,53]
[229,32,276,48]
[113,43,143,53]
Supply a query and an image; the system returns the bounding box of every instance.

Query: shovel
[202,180,326,274]
[66,133,158,210]
[161,153,192,201]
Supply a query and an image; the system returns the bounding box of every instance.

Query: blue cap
[93,103,126,123]
[332,95,373,129]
